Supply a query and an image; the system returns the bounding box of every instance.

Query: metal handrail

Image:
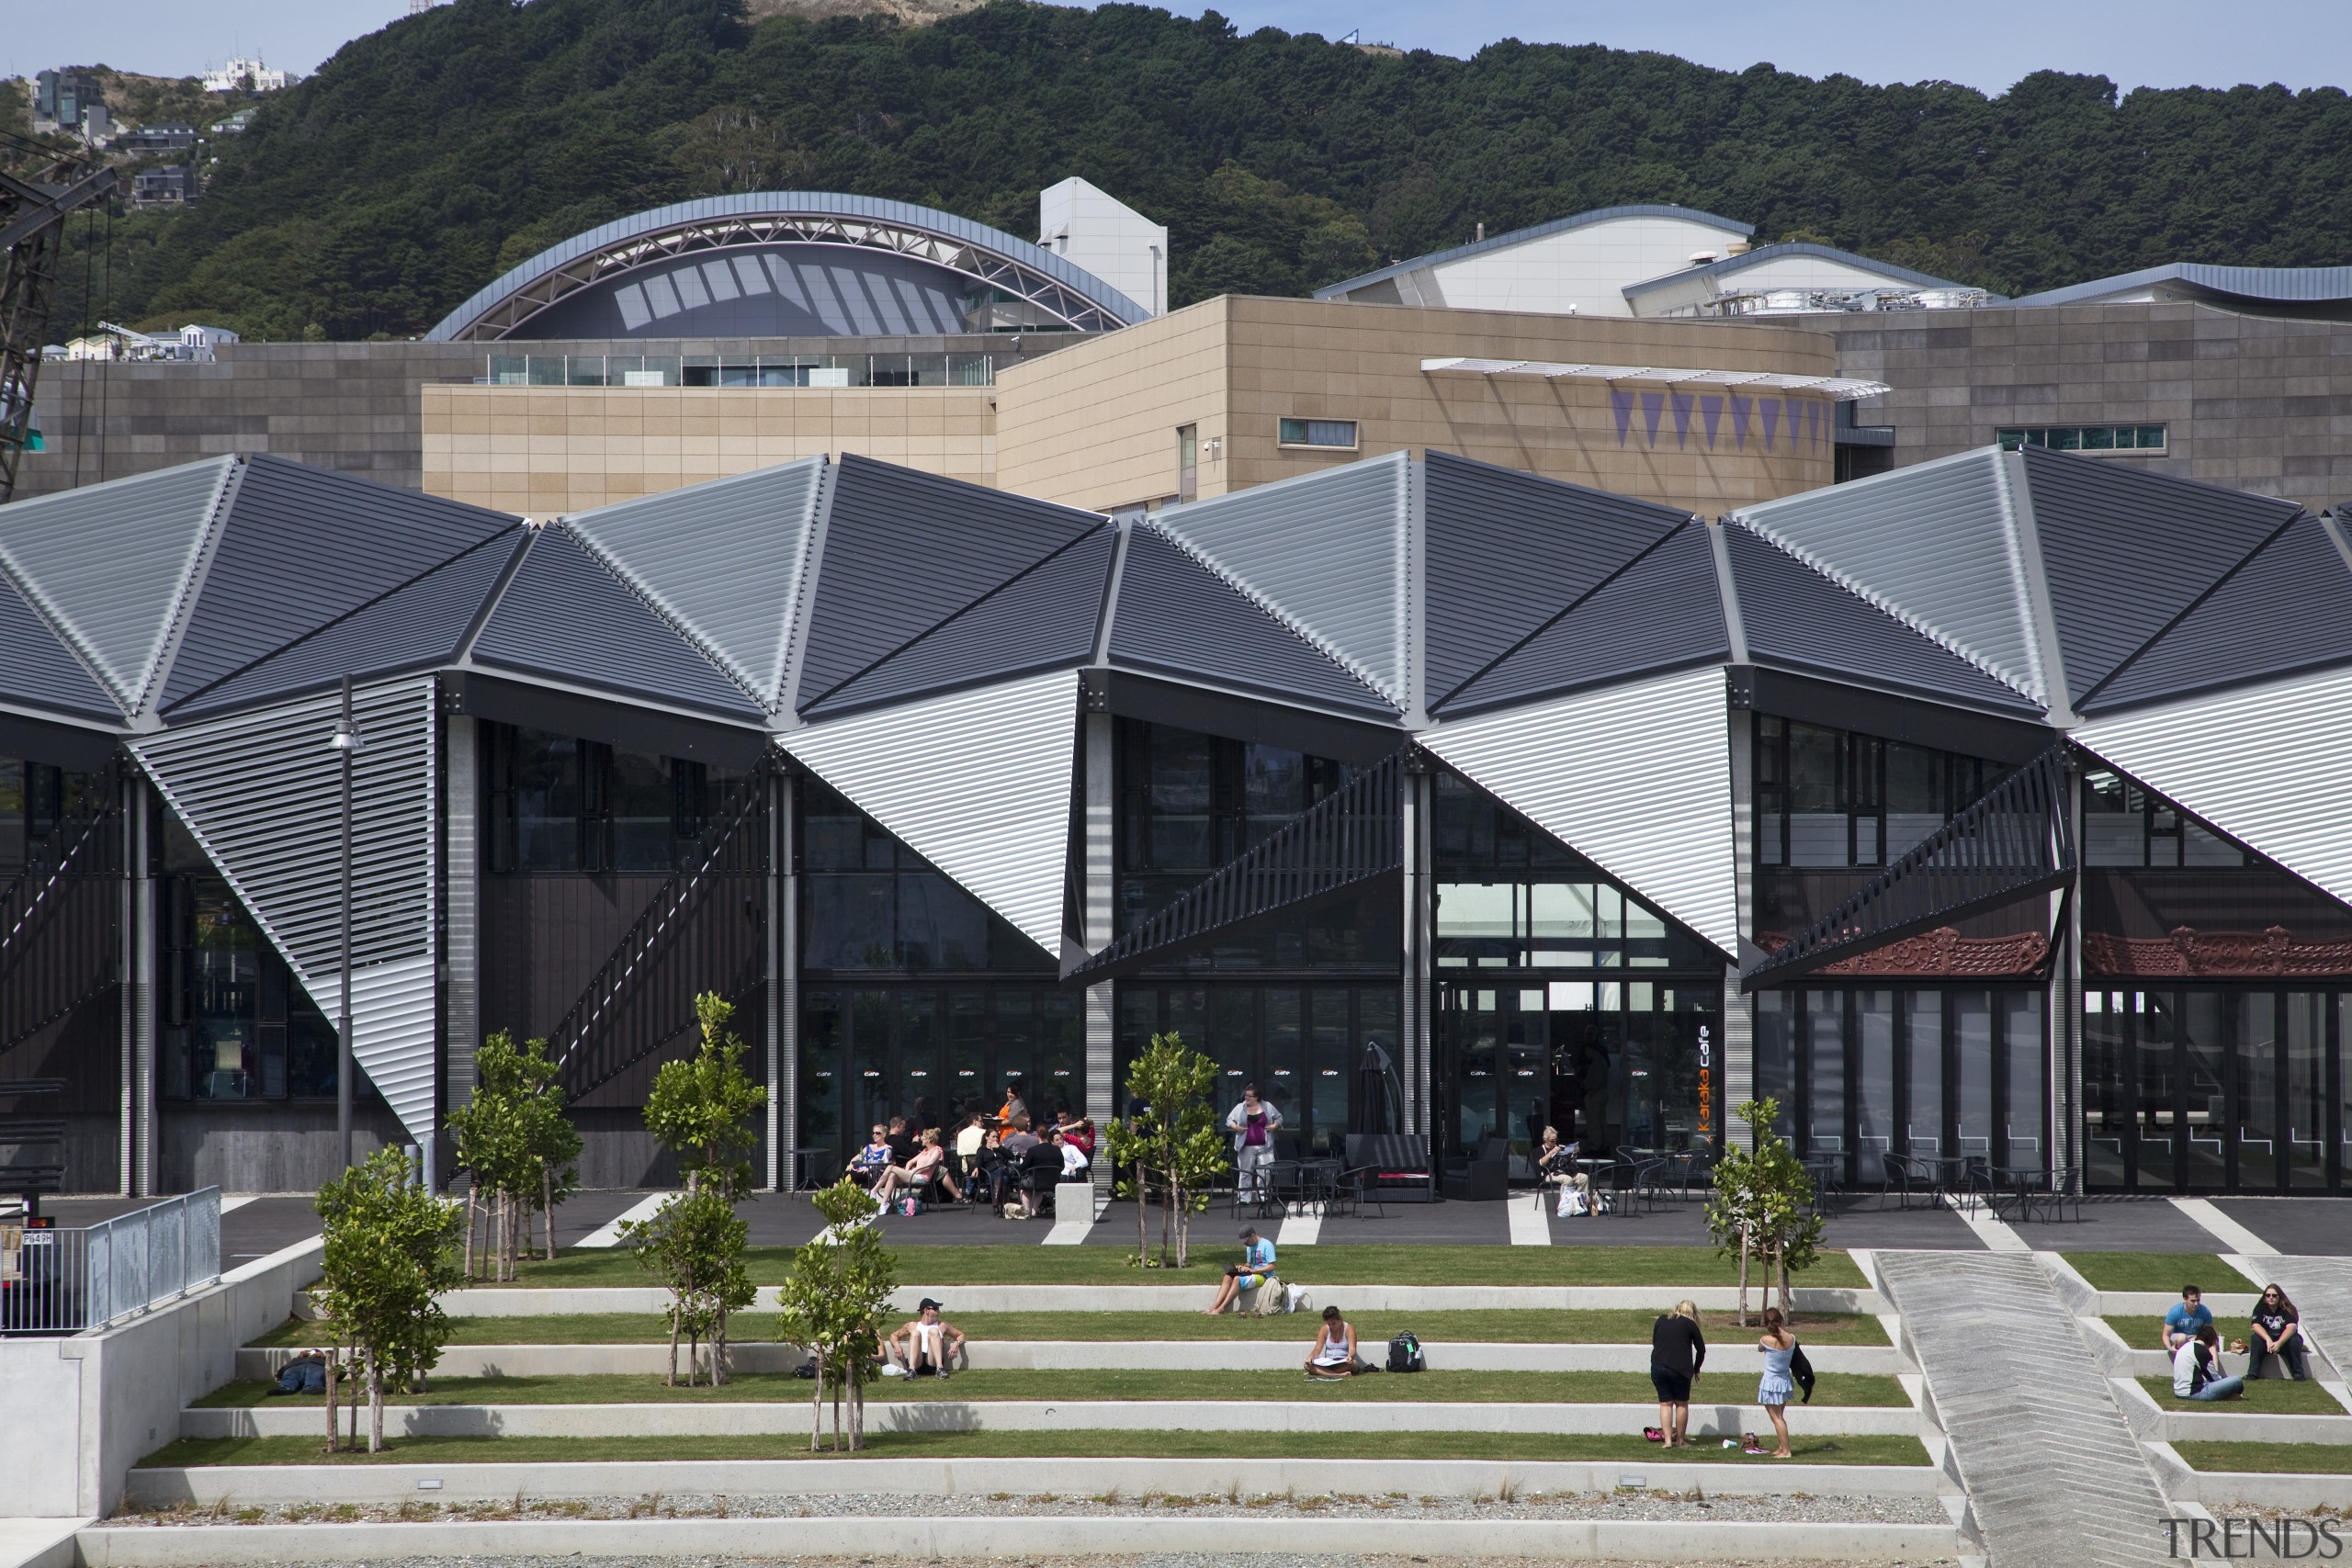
[1,1187,221,1335]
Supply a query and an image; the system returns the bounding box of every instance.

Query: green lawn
[198,1368,1912,1409]
[254,1308,1887,1349]
[2172,1440,2352,1475]
[140,1428,1933,1470]
[473,1244,1867,1291]
[2136,1376,2349,1415]
[2061,1253,2252,1293]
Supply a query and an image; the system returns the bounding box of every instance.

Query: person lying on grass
[1305,1304,1365,1379]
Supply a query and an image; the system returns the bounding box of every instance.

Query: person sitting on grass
[1204,1225,1277,1315]
[2161,1284,2213,1352]
[852,1124,894,1189]
[2248,1283,2309,1382]
[1304,1304,1363,1379]
[881,1298,966,1379]
[2175,1323,2245,1402]
[873,1129,960,1206]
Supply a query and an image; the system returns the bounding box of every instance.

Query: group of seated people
[2162,1280,2312,1401]
[868,1294,1374,1383]
[849,1095,1095,1219]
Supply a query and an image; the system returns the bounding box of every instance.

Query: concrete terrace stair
[181,1394,1934,1442]
[436,1282,1885,1315]
[1875,1249,2178,1568]
[2109,1375,2352,1445]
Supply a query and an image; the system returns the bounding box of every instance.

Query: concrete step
[2142,1441,2352,1514]
[69,1514,1966,1565]
[234,1339,1914,1380]
[437,1282,1886,1316]
[183,1396,1930,1441]
[2109,1375,2352,1445]
[122,1452,1958,1510]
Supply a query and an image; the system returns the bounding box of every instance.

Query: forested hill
[56,0,2352,340]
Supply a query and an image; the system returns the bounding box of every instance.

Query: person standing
[2247,1284,2309,1381]
[1649,1299,1706,1447]
[1755,1307,1797,1459]
[1226,1084,1283,1204]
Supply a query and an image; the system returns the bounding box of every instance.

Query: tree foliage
[313,1147,465,1453]
[644,992,767,1200]
[448,1029,582,1281]
[773,1177,898,1450]
[41,0,2352,341]
[1704,1097,1826,1325]
[621,1184,759,1386]
[1102,1030,1228,1269]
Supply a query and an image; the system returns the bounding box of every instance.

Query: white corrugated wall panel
[1149,453,1412,706]
[1423,665,1740,956]
[2074,666,2352,908]
[130,678,440,1143]
[1732,447,2047,706]
[566,457,826,712]
[0,456,235,716]
[781,668,1077,956]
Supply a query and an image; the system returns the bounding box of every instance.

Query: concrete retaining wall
[72,1514,1963,1564]
[122,1453,1952,1508]
[441,1283,1885,1316]
[181,1396,1926,1441]
[0,1235,322,1518]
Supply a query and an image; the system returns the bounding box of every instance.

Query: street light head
[328,716,366,752]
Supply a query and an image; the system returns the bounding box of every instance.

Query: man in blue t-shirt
[1204,1226,1278,1315]
[2161,1285,2213,1351]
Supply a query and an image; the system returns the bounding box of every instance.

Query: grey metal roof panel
[1619,242,1981,299]
[796,454,1102,712]
[471,528,763,719]
[1726,524,2044,716]
[2079,513,2352,716]
[174,531,523,720]
[1108,525,1399,718]
[2020,446,2301,705]
[164,455,514,709]
[1315,205,1754,299]
[1440,522,1728,716]
[1422,451,1689,708]
[0,456,235,716]
[805,526,1114,719]
[2010,261,2352,309]
[0,565,119,723]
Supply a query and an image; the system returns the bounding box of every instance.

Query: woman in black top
[1649,1299,1707,1447]
[2248,1283,2308,1381]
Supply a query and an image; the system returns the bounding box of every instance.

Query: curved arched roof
[425,192,1150,343]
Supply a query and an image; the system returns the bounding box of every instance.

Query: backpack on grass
[1386,1331,1425,1373]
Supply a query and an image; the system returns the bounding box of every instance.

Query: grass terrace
[2170,1440,2352,1474]
[139,1429,1937,1469]
[253,1309,1891,1348]
[196,1369,1916,1408]
[2135,1376,2351,1415]
[469,1245,1871,1291]
[2062,1253,2252,1293]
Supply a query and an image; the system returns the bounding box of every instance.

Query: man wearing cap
[1204,1225,1278,1315]
[882,1298,966,1378]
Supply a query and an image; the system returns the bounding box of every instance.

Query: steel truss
[0,160,117,502]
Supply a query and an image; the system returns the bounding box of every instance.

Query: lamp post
[328,676,366,1169]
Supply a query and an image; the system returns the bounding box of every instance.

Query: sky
[6,0,2347,95]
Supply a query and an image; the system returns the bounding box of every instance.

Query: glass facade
[1116,984,1396,1157]
[484,726,749,874]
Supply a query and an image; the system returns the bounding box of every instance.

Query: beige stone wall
[421,384,995,513]
[994,296,1841,514]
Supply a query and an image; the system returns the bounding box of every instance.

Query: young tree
[447,1030,581,1281]
[774,1178,897,1451]
[1101,1032,1229,1269]
[1704,1098,1826,1325]
[313,1147,465,1453]
[620,1185,757,1386]
[643,993,767,1199]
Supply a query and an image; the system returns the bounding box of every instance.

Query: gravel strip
[130,1559,1960,1568]
[114,1489,1951,1527]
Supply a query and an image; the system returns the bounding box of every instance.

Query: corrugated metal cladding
[0,456,234,716]
[161,455,514,709]
[1725,524,2043,715]
[1734,447,2044,706]
[2020,446,2301,705]
[1150,452,1413,709]
[1109,525,1397,718]
[806,527,1113,719]
[795,454,1102,714]
[175,532,523,720]
[2083,513,2352,716]
[1421,450,1688,706]
[565,457,825,713]
[0,567,119,722]
[471,528,763,719]
[782,668,1078,956]
[1423,664,1739,957]
[2076,665,2352,910]
[1439,524,1728,717]
[130,679,440,1141]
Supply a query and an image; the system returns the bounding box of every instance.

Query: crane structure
[0,154,118,503]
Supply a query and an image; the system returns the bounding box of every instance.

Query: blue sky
[8,0,2346,95]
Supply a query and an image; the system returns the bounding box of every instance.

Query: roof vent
[1688,251,1718,266]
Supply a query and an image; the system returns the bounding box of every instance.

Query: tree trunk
[713,1308,729,1388]
[323,1349,339,1453]
[367,1350,384,1455]
[461,1189,475,1280]
[667,1305,681,1387]
[809,1348,824,1452]
[1778,1247,1792,1314]
[851,1374,865,1451]
[541,1161,555,1262]
[1136,1156,1148,1260]
[1736,1226,1752,1327]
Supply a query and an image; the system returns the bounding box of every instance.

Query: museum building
[1,438,2348,1197]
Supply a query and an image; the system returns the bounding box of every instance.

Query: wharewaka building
[1,441,2348,1196]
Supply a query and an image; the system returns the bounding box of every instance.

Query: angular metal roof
[1315,204,1754,300]
[0,564,119,723]
[2009,261,2352,310]
[1618,242,1979,301]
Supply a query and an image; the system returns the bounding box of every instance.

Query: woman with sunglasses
[2248,1284,2309,1382]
